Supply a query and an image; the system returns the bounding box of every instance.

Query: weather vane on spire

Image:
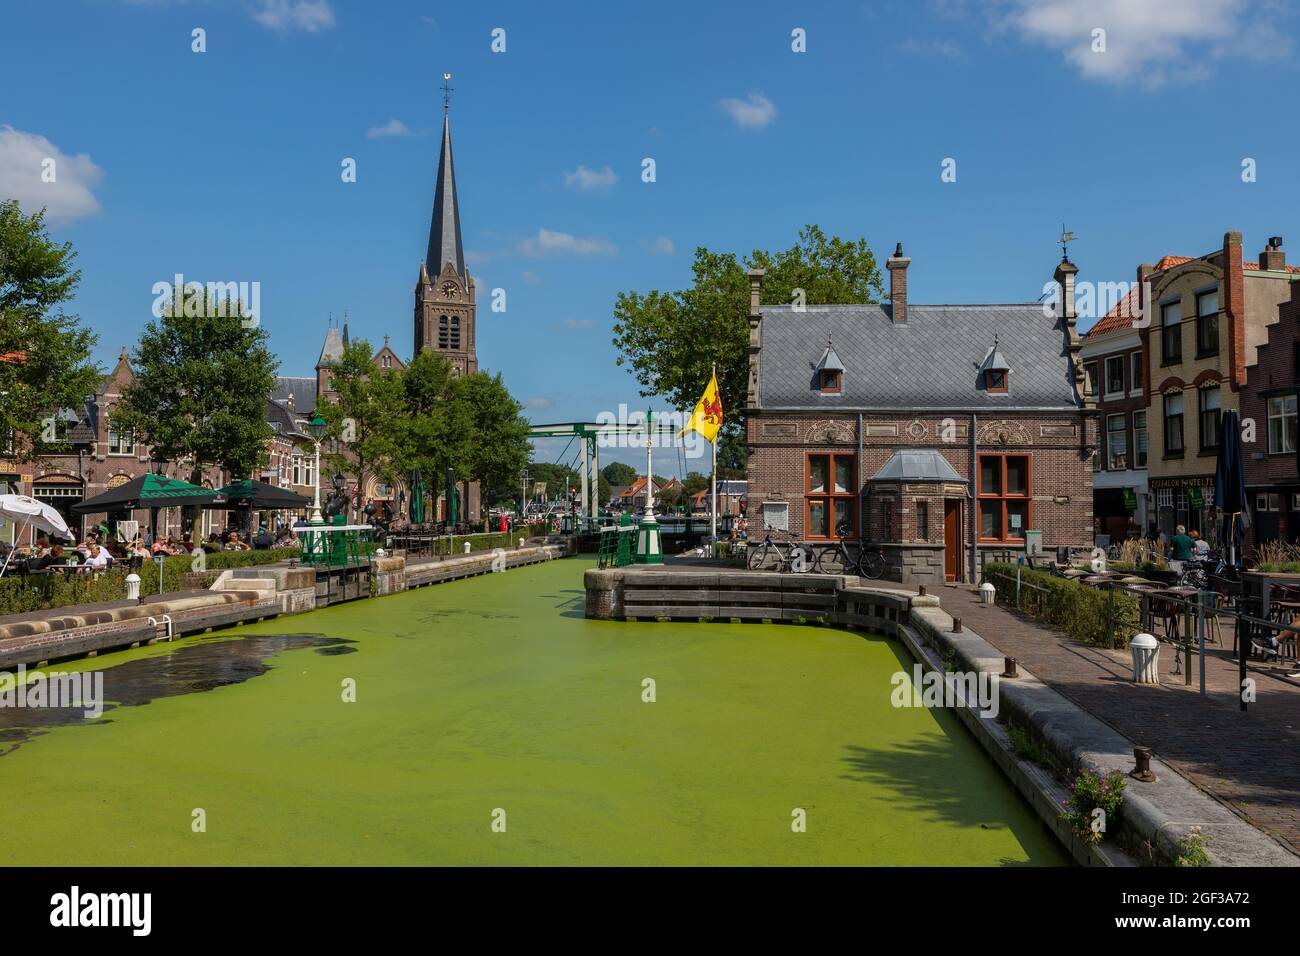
[441,72,453,112]
[1059,223,1076,263]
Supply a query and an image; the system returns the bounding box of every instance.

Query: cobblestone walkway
[937,585,1300,857]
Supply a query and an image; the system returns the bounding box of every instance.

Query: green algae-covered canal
[0,558,1066,866]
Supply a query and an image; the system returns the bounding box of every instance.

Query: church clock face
[440,281,458,298]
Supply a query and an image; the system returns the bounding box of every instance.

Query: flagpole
[710,363,718,559]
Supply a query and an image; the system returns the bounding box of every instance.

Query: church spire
[425,72,465,281]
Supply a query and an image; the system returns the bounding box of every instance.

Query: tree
[0,201,101,461]
[601,461,638,487]
[318,338,406,501]
[611,224,883,466]
[113,290,277,482]
[681,471,709,496]
[401,351,532,515]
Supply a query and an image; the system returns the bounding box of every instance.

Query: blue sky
[4,0,1299,474]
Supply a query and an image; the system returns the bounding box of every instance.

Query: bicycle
[747,532,812,572]
[813,523,885,579]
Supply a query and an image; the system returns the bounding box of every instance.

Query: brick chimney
[1054,258,1078,324]
[1224,231,1245,388]
[1259,236,1286,271]
[886,243,910,324]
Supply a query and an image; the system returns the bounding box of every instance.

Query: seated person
[84,543,111,570]
[35,545,69,569]
[252,528,274,550]
[223,531,251,552]
[1190,529,1210,558]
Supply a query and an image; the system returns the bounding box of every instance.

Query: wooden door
[944,499,962,582]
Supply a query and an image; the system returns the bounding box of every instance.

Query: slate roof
[870,449,966,483]
[317,326,343,368]
[272,376,317,413]
[757,303,1080,410]
[426,110,466,280]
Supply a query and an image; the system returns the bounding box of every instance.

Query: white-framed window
[1104,356,1125,398]
[1161,300,1182,364]
[108,426,134,455]
[1257,493,1281,512]
[1267,395,1297,454]
[1131,351,1143,394]
[292,454,315,487]
[1107,413,1128,470]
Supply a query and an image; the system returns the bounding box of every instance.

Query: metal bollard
[1130,745,1156,782]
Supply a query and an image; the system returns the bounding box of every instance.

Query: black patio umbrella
[1213,409,1248,568]
[212,479,311,510]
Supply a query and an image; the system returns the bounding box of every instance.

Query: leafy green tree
[318,339,405,501]
[681,471,709,497]
[601,461,637,487]
[452,371,531,501]
[611,224,883,459]
[0,201,101,461]
[113,290,277,482]
[401,351,531,515]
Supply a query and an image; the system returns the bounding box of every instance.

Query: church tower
[415,78,478,375]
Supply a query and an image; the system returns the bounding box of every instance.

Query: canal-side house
[744,245,1095,585]
[1082,286,1150,542]
[1138,233,1300,538]
[1241,281,1300,549]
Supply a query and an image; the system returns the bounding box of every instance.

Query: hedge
[981,562,1140,648]
[0,548,298,617]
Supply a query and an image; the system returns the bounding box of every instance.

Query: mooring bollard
[463,542,471,554]
[126,573,141,602]
[1130,745,1156,782]
[952,616,963,633]
[979,581,996,605]
[1001,656,1018,678]
[1130,633,1160,684]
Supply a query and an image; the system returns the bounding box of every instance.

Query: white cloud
[518,228,616,258]
[526,397,554,411]
[1001,0,1284,87]
[647,236,675,256]
[718,92,776,129]
[0,126,104,224]
[563,165,618,191]
[366,118,412,139]
[564,319,593,330]
[252,0,335,32]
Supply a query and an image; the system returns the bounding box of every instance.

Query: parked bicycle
[813,522,885,579]
[747,532,812,572]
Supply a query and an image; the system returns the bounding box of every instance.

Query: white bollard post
[1130,633,1160,684]
[126,573,141,601]
[463,541,471,554]
[979,581,996,605]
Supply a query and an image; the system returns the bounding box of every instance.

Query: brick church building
[744,245,1095,584]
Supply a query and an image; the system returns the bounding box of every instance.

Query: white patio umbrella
[0,494,72,577]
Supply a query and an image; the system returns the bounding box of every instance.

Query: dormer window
[979,336,1011,394]
[813,337,845,396]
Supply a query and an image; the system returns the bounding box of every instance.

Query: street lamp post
[306,413,327,525]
